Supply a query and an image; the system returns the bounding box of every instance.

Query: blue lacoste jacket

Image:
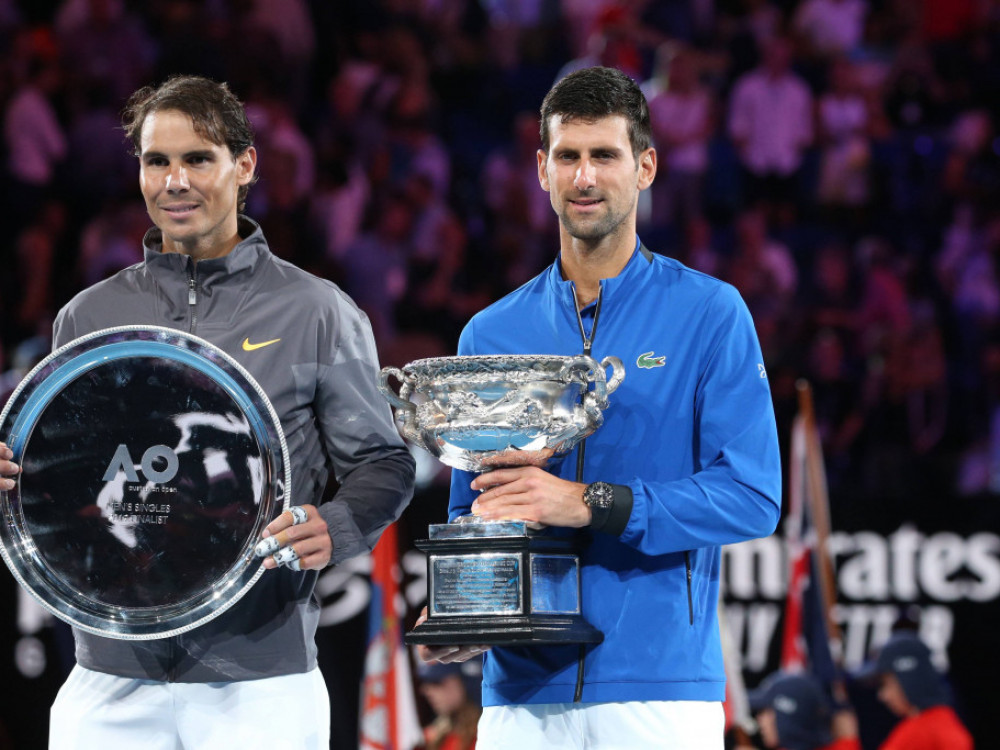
[449,240,782,706]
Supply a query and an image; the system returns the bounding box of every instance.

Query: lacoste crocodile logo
[242,337,281,352]
[637,351,666,369]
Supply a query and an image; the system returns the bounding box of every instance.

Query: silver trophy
[379,354,623,646]
[0,326,289,640]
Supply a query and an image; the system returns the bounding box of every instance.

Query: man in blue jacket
[420,66,782,748]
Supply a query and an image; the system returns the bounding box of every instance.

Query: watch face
[0,326,290,640]
[586,482,614,510]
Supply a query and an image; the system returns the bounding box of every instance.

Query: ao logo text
[102,444,179,484]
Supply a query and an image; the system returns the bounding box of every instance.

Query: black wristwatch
[583,481,615,529]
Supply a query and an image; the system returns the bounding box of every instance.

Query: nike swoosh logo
[242,337,281,352]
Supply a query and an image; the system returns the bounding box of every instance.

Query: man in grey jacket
[0,75,415,749]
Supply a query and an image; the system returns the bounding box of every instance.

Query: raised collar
[547,236,654,313]
[142,215,268,278]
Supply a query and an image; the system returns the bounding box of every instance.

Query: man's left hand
[256,505,332,571]
[470,467,590,528]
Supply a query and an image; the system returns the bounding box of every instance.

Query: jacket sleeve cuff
[592,483,633,536]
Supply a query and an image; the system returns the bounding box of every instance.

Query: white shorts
[477,700,724,750]
[49,665,330,750]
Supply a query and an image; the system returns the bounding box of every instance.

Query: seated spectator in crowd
[725,208,798,324]
[3,47,66,231]
[817,57,872,214]
[480,111,554,289]
[746,671,861,750]
[864,632,973,750]
[55,0,153,104]
[417,660,481,750]
[728,36,813,225]
[793,0,868,60]
[341,190,414,345]
[647,42,715,231]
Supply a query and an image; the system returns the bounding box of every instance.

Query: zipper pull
[188,279,196,306]
[571,284,603,358]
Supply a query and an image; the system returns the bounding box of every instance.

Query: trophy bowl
[378,353,624,646]
[378,354,624,473]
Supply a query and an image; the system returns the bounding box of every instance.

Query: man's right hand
[414,606,491,664]
[0,442,20,491]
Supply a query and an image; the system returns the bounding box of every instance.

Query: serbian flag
[358,522,423,750]
[719,598,753,737]
[780,381,840,683]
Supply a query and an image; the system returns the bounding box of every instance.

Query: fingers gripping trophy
[378,354,624,646]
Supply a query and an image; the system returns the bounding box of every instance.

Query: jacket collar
[142,215,268,281]
[547,235,653,312]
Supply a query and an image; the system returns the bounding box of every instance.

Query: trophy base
[405,613,604,646]
[410,520,604,647]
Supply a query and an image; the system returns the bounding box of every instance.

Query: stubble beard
[557,199,630,244]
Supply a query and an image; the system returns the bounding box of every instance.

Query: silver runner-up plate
[0,326,290,640]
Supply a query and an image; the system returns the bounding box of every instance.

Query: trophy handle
[377,367,418,434]
[377,367,413,410]
[556,355,605,421]
[577,356,625,421]
[601,356,625,395]
[558,356,601,385]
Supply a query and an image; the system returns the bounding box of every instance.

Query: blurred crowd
[2,0,1000,520]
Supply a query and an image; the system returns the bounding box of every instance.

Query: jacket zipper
[571,284,604,358]
[684,551,694,625]
[571,283,604,703]
[188,273,198,333]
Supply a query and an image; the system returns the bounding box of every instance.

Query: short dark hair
[539,66,651,159]
[122,75,257,209]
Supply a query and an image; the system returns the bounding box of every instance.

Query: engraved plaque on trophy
[378,354,624,646]
[0,326,290,640]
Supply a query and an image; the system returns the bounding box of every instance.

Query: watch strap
[586,482,633,535]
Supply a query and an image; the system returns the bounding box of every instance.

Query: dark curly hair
[122,75,257,210]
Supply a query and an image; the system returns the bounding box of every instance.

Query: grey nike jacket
[52,216,415,681]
